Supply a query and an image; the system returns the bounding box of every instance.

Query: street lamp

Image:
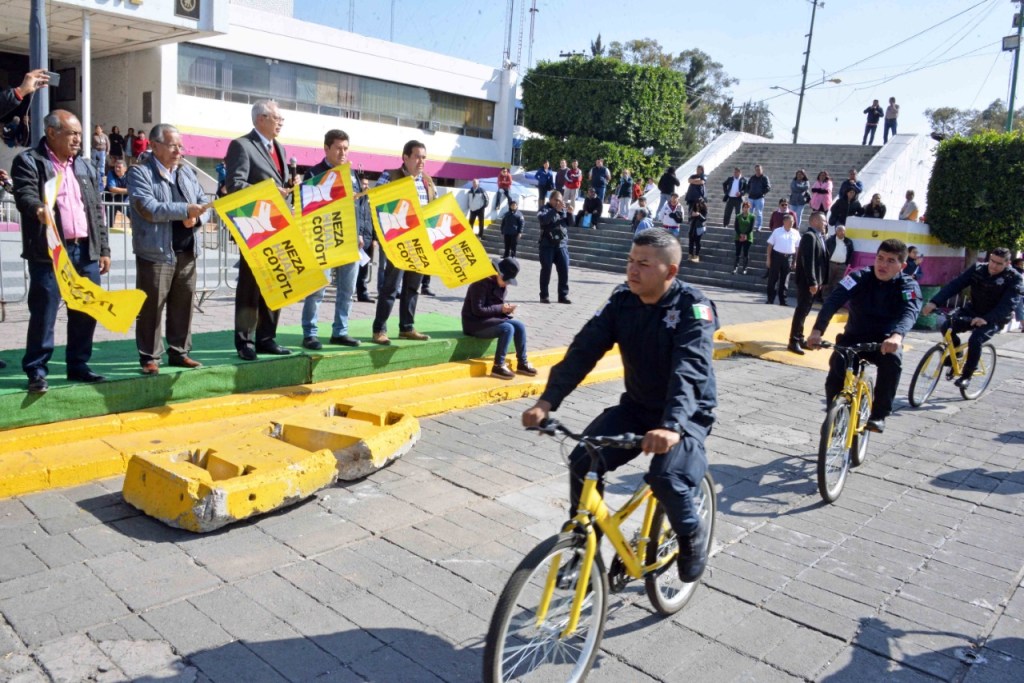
[770,77,841,142]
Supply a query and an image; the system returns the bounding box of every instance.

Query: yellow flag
[366,176,441,275]
[43,176,146,334]
[293,162,360,269]
[214,179,327,310]
[420,193,495,288]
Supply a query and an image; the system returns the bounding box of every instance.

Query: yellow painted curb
[0,347,623,500]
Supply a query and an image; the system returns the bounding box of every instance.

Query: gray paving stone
[256,501,370,557]
[142,601,233,656]
[33,632,125,682]
[348,643,444,683]
[69,523,140,556]
[960,647,1023,683]
[97,639,191,680]
[716,606,800,659]
[86,615,161,643]
[87,549,222,611]
[0,544,47,581]
[817,643,948,682]
[23,532,96,569]
[180,526,302,582]
[189,641,289,683]
[762,626,847,680]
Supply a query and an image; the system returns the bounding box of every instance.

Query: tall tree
[590,33,605,57]
[925,100,1024,137]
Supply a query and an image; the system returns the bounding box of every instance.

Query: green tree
[925,100,1024,137]
[926,130,1024,251]
[522,57,687,151]
[590,33,605,57]
[521,135,670,190]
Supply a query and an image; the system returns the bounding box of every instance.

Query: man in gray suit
[225,100,292,361]
[789,211,829,355]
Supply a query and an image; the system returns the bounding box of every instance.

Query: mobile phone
[44,71,59,87]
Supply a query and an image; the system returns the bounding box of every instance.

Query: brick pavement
[1,258,1023,681]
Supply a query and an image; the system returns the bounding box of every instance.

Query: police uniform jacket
[537,204,571,246]
[813,267,921,341]
[929,263,1023,326]
[540,280,718,442]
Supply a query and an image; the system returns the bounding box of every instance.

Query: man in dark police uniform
[522,228,718,583]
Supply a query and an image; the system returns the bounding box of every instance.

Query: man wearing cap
[461,257,537,379]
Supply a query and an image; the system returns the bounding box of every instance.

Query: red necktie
[268,143,282,176]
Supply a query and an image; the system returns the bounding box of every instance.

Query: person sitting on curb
[461,257,537,379]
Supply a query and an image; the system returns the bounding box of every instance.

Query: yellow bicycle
[482,419,716,683]
[908,313,998,406]
[817,341,878,503]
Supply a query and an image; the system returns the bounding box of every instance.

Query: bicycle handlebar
[820,341,882,354]
[528,418,645,450]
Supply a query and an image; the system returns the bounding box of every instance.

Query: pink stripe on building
[182,133,500,181]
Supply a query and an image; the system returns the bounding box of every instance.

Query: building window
[178,44,495,139]
[513,107,524,127]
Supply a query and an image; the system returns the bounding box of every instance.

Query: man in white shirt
[883,97,899,143]
[765,214,801,305]
[898,190,918,221]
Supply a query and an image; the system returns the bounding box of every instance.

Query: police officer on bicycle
[920,247,1022,390]
[522,228,717,583]
[806,239,921,434]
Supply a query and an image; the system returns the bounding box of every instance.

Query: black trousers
[722,197,742,226]
[766,250,793,304]
[825,334,901,420]
[136,253,196,364]
[789,282,815,342]
[503,233,519,258]
[538,244,569,300]
[568,404,707,541]
[469,208,485,233]
[943,314,1000,378]
[234,256,280,353]
[372,256,422,334]
[734,240,750,268]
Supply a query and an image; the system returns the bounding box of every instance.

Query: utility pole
[1007,1,1023,131]
[793,0,821,144]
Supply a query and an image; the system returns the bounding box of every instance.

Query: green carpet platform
[0,314,497,431]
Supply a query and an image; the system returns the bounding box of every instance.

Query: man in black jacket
[828,187,862,229]
[538,191,573,304]
[575,187,602,230]
[721,167,747,227]
[12,110,110,393]
[921,248,1023,389]
[747,164,771,231]
[656,166,679,216]
[788,211,829,354]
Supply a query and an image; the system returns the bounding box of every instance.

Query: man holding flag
[12,110,110,393]
[371,140,435,345]
[299,129,366,349]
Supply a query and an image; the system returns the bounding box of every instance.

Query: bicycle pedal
[608,556,630,593]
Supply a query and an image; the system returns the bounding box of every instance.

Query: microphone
[288,157,298,185]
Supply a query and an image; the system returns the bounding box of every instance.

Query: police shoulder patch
[691,303,713,323]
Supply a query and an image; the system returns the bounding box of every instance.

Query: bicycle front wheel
[960,344,997,400]
[483,533,609,683]
[908,344,944,407]
[818,399,852,503]
[644,472,717,615]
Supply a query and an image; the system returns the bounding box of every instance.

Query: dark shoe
[371,331,391,345]
[865,418,885,434]
[398,329,430,341]
[67,368,105,383]
[329,335,361,347]
[678,517,709,583]
[766,299,774,305]
[255,343,291,355]
[787,342,805,356]
[27,376,48,394]
[357,294,374,303]
[517,362,538,376]
[540,298,551,304]
[491,363,515,379]
[558,298,572,304]
[954,376,971,390]
[302,337,323,350]
[238,347,257,361]
[779,300,788,306]
[169,356,202,368]
[420,288,436,296]
[140,361,160,375]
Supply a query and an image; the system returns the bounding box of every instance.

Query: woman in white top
[657,193,684,237]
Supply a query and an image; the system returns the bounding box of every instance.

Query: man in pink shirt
[12,110,110,393]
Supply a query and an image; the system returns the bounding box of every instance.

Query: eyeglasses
[153,141,186,151]
[262,114,285,123]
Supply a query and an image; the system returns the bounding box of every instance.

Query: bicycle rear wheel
[960,344,997,400]
[851,379,873,468]
[483,533,609,683]
[644,472,717,615]
[817,399,851,503]
[908,344,944,407]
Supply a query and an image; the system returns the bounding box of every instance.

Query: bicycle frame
[537,473,672,637]
[840,366,869,450]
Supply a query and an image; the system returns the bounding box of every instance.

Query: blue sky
[294,0,1021,144]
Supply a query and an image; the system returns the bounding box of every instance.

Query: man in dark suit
[225,100,292,361]
[12,110,110,393]
[788,210,829,355]
[823,225,855,301]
